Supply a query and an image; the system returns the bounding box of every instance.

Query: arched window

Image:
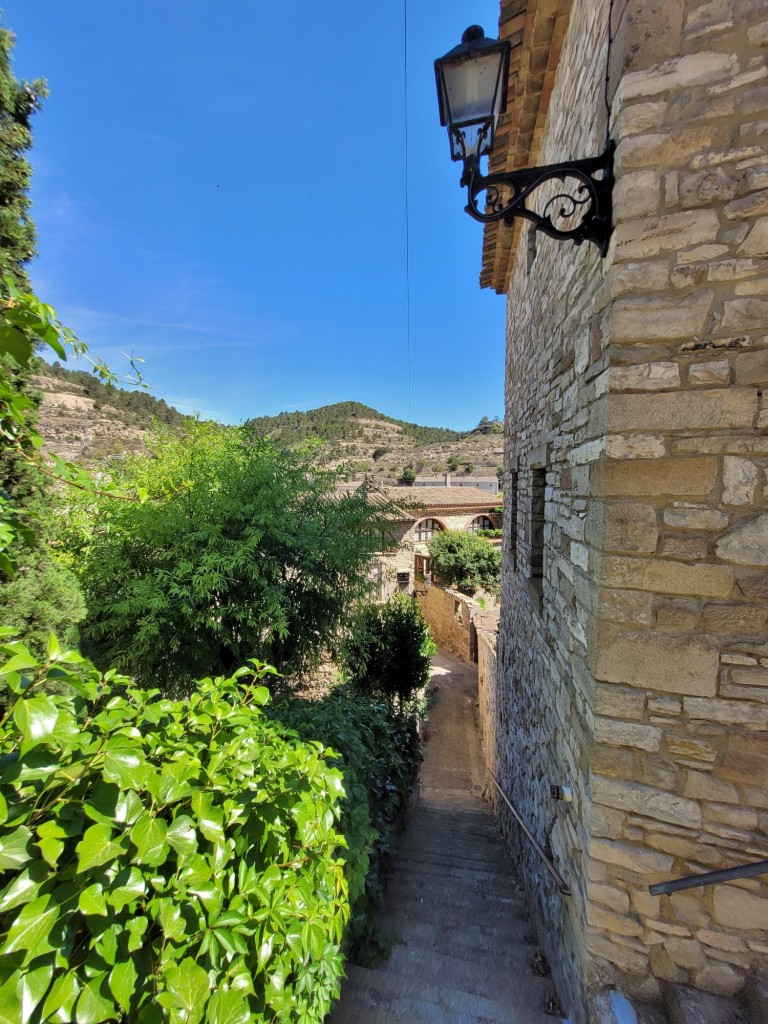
[468,515,493,533]
[415,518,442,542]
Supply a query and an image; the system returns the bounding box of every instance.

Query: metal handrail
[487,769,571,895]
[649,858,768,897]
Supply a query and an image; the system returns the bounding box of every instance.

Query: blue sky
[5,1,506,430]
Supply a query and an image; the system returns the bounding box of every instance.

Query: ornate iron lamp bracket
[461,143,614,256]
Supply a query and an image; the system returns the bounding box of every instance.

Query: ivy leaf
[0,974,22,1024]
[1,894,60,964]
[161,958,209,1024]
[125,916,148,953]
[14,695,59,748]
[0,865,47,913]
[130,813,169,867]
[107,866,146,912]
[75,823,125,872]
[206,987,250,1024]
[109,958,138,1011]
[0,825,32,869]
[19,962,53,1024]
[103,743,145,790]
[74,977,115,1024]
[0,324,32,367]
[78,884,107,916]
[41,971,81,1024]
[166,814,197,856]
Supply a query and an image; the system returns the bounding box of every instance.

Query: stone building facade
[372,486,501,601]
[476,0,768,1020]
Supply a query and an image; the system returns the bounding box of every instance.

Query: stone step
[663,984,749,1024]
[334,963,556,1024]
[376,913,534,955]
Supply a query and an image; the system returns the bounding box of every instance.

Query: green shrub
[398,465,416,486]
[0,635,350,1024]
[428,528,501,596]
[339,595,435,709]
[272,686,421,963]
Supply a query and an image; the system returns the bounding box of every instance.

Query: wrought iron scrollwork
[461,144,614,255]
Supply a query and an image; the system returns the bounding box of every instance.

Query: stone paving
[328,650,561,1024]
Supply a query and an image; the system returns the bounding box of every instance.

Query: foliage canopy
[339,594,435,708]
[0,637,349,1024]
[72,426,394,689]
[427,528,501,596]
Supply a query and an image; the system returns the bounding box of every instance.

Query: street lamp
[435,26,613,255]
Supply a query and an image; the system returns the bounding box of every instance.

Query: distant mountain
[32,361,194,463]
[33,367,504,482]
[246,401,462,446]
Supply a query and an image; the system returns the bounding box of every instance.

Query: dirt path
[328,649,561,1024]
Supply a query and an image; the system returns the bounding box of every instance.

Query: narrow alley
[329,649,561,1024]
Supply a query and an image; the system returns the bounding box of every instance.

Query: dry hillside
[32,372,504,480]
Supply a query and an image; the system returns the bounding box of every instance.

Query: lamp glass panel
[442,53,501,126]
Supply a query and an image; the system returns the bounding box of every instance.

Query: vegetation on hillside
[246,401,461,447]
[43,360,191,429]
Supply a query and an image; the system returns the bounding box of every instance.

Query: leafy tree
[72,425,394,690]
[398,465,416,486]
[447,455,459,473]
[427,528,501,596]
[464,463,474,475]
[0,27,47,288]
[339,594,435,709]
[371,446,390,461]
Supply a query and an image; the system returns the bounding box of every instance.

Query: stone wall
[416,583,499,664]
[491,0,768,1020]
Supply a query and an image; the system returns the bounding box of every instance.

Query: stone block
[595,717,662,751]
[594,683,646,719]
[666,736,717,762]
[735,348,768,384]
[619,52,738,100]
[613,210,720,259]
[609,362,680,391]
[607,390,756,433]
[592,776,701,828]
[587,903,644,938]
[722,733,768,783]
[721,297,768,333]
[685,697,768,727]
[683,770,738,804]
[618,128,730,174]
[612,291,713,341]
[738,218,768,257]
[614,170,662,218]
[599,588,655,627]
[605,434,666,459]
[655,597,701,630]
[595,628,718,695]
[716,514,768,566]
[704,803,758,830]
[730,667,768,688]
[588,931,650,974]
[609,260,670,296]
[602,501,659,552]
[599,458,717,498]
[713,886,768,930]
[589,881,631,914]
[659,536,709,562]
[722,457,759,506]
[668,891,711,927]
[665,937,706,970]
[616,101,667,137]
[688,361,730,386]
[590,836,674,874]
[663,508,728,531]
[703,603,768,633]
[600,555,733,598]
[593,744,635,779]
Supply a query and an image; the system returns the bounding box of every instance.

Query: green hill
[245,401,462,447]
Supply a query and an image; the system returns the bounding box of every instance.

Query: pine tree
[0,28,83,651]
[0,26,47,290]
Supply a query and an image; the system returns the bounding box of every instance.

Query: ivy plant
[0,635,350,1024]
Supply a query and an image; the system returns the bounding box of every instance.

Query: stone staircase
[328,650,562,1024]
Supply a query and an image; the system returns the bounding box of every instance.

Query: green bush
[339,595,435,709]
[0,635,350,1024]
[272,686,421,963]
[398,465,416,486]
[428,528,501,596]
